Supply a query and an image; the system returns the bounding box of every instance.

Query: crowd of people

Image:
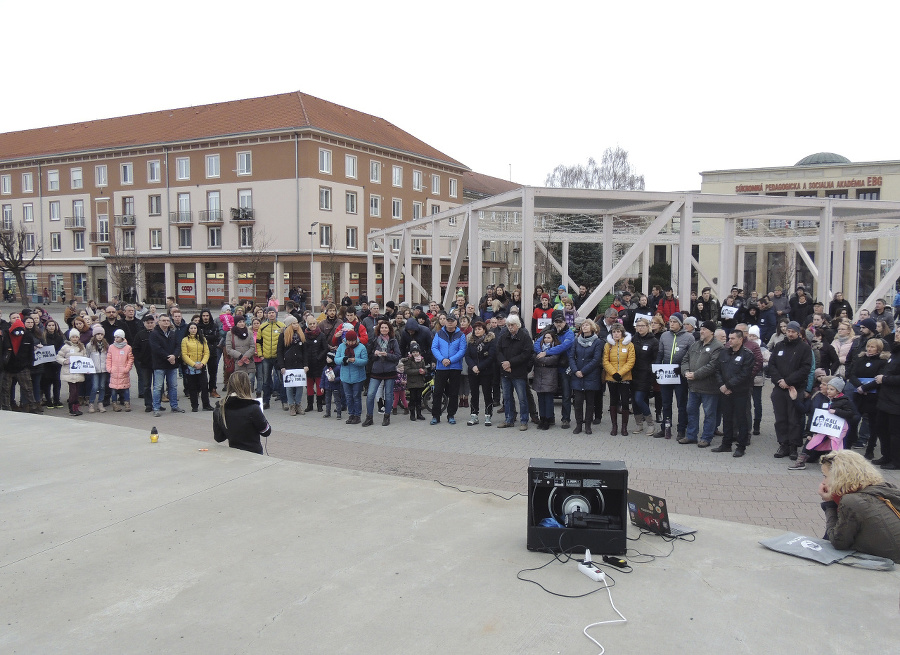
[3,281,900,560]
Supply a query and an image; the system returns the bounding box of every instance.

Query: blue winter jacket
[568,335,603,391]
[336,341,369,384]
[431,326,467,371]
[542,325,575,369]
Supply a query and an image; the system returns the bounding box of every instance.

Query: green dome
[794,152,851,166]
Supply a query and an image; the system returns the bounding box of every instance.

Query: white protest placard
[69,356,96,374]
[537,317,552,332]
[633,313,652,326]
[811,408,846,438]
[282,369,307,387]
[721,306,738,320]
[652,364,681,385]
[34,345,58,365]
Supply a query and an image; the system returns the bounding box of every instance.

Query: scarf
[376,335,389,351]
[231,324,248,339]
[113,340,128,350]
[577,333,598,347]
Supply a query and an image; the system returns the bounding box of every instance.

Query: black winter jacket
[768,336,813,389]
[717,345,755,394]
[149,325,180,370]
[213,396,271,455]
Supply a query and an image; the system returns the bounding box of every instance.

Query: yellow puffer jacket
[602,333,635,382]
[257,320,284,359]
[181,335,210,367]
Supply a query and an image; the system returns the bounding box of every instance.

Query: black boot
[410,408,417,421]
[306,396,315,413]
[752,419,761,436]
[317,396,324,412]
[416,407,425,421]
[362,414,374,427]
[382,414,390,426]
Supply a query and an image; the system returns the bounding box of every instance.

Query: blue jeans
[633,389,651,417]
[557,369,572,421]
[661,382,688,431]
[89,373,109,405]
[285,383,306,405]
[111,388,131,404]
[153,368,179,410]
[342,380,363,416]
[367,378,395,416]
[537,391,555,419]
[261,358,285,404]
[501,376,529,424]
[685,391,719,443]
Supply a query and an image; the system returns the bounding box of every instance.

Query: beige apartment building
[0,92,473,308]
[699,152,900,306]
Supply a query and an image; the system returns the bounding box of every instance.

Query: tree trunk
[14,270,29,308]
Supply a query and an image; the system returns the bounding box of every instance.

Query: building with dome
[699,153,900,307]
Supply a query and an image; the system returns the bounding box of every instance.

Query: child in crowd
[321,352,343,419]
[85,325,108,413]
[533,330,560,430]
[57,328,86,416]
[400,341,430,421]
[106,329,134,411]
[789,376,857,470]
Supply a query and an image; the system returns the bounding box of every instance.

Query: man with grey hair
[495,315,533,430]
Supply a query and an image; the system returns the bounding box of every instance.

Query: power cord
[583,583,627,655]
[516,547,618,598]
[433,479,525,501]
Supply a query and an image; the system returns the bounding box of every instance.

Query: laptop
[627,489,697,537]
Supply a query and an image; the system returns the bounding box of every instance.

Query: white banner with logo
[69,356,96,374]
[721,306,738,320]
[34,345,58,365]
[282,369,307,387]
[652,364,681,385]
[811,409,846,438]
[633,312,652,326]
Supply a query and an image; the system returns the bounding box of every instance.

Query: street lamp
[309,221,319,311]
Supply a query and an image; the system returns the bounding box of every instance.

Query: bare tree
[0,222,41,307]
[105,233,143,303]
[236,226,274,302]
[545,146,645,191]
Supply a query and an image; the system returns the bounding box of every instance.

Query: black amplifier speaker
[527,458,628,555]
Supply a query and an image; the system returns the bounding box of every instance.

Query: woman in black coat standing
[630,317,659,435]
[213,371,271,455]
[303,316,328,413]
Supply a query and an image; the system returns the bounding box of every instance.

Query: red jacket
[657,297,680,322]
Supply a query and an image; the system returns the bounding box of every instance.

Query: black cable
[433,479,525,501]
[516,553,618,598]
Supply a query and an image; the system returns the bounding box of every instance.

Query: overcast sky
[4,1,898,191]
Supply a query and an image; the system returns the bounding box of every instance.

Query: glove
[342,357,349,365]
[612,373,622,382]
[673,366,680,375]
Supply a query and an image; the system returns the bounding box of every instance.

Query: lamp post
[309,221,319,312]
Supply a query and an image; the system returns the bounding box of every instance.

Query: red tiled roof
[0,91,467,168]
[463,170,522,197]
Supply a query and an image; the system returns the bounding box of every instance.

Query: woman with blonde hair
[213,371,271,455]
[603,323,635,435]
[276,315,308,416]
[817,450,900,562]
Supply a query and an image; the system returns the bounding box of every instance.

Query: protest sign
[721,306,738,320]
[811,408,846,438]
[34,345,57,365]
[282,369,307,387]
[652,364,681,385]
[69,356,96,374]
[633,313,652,326]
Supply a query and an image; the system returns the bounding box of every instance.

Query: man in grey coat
[680,320,723,446]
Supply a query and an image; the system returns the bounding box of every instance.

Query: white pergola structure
[367,188,900,319]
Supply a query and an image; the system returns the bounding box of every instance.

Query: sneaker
[560,420,570,429]
[773,444,790,458]
[448,417,456,425]
[496,421,512,428]
[788,460,806,470]
[153,410,161,417]
[282,403,289,411]
[484,415,492,426]
[519,423,528,431]
[171,407,185,413]
[697,441,711,448]
[430,417,440,425]
[467,414,479,426]
[677,437,697,444]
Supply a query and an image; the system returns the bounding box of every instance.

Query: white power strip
[578,549,606,582]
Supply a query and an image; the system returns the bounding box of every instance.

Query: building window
[121,163,134,185]
[240,225,254,248]
[2,204,11,230]
[413,202,422,219]
[208,226,221,248]
[742,218,758,230]
[513,251,520,265]
[345,154,357,179]
[48,170,60,191]
[858,189,881,200]
[319,224,331,248]
[149,195,162,216]
[391,237,400,252]
[391,198,402,220]
[178,227,192,248]
[238,189,252,209]
[346,226,357,249]
[150,228,162,250]
[72,199,84,219]
[23,203,33,222]
[49,200,61,221]
[449,178,458,198]
[412,239,422,254]
[22,172,34,193]
[369,194,381,217]
[237,151,252,176]
[319,187,332,211]
[370,160,382,183]
[74,231,85,251]
[71,168,83,190]
[392,165,402,187]
[319,148,332,174]
[413,170,423,191]
[94,165,107,187]
[177,192,191,220]
[346,191,357,214]
[176,157,190,181]
[123,196,135,216]
[147,160,161,183]
[432,174,440,195]
[205,154,220,179]
[123,229,135,251]
[826,190,848,199]
[431,204,441,215]
[0,174,10,194]
[448,215,457,225]
[371,229,382,251]
[51,232,61,252]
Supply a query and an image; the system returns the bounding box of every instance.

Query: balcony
[114,214,137,227]
[169,211,193,225]
[64,216,86,229]
[89,232,110,244]
[199,209,224,225]
[230,207,255,223]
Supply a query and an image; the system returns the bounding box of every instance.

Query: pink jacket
[106,343,134,389]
